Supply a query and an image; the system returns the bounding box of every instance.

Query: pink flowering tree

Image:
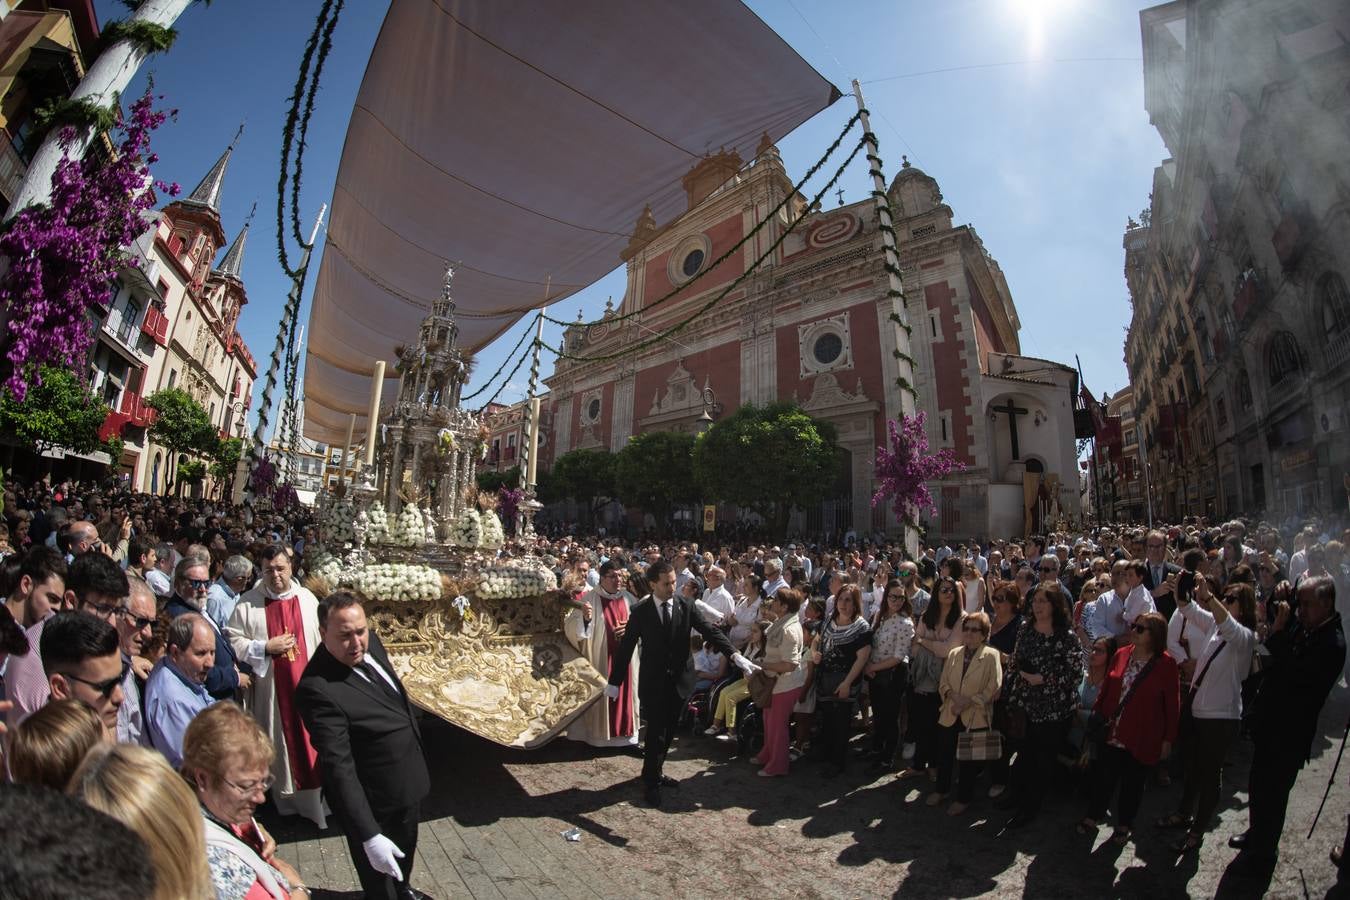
[0,89,179,400]
[872,411,967,527]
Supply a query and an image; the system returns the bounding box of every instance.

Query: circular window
[682,248,705,278]
[813,333,843,365]
[587,398,601,421]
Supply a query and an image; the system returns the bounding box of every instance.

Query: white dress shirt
[1179,602,1256,720]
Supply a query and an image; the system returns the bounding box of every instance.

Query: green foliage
[0,366,109,455]
[692,403,840,533]
[146,388,217,456]
[103,434,125,462]
[476,465,521,494]
[208,436,243,480]
[32,97,118,136]
[177,459,206,483]
[101,19,179,52]
[544,449,616,523]
[614,432,697,532]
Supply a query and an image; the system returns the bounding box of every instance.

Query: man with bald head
[144,612,217,768]
[114,576,157,745]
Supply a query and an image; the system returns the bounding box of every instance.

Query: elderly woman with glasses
[928,611,1002,816]
[1079,611,1180,847]
[1002,581,1084,829]
[182,702,310,900]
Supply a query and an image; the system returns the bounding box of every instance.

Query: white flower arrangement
[476,559,557,600]
[478,510,505,550]
[321,496,356,545]
[448,508,482,548]
[353,563,442,604]
[309,551,342,586]
[366,501,390,542]
[392,504,425,547]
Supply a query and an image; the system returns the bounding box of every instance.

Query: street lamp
[697,386,722,434]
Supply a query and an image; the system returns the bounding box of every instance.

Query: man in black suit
[1141,529,1182,620]
[606,559,758,807]
[297,593,432,900]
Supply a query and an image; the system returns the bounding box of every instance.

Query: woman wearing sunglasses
[1079,611,1180,846]
[929,610,1002,815]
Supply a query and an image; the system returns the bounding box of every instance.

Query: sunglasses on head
[1130,623,1148,634]
[63,661,130,698]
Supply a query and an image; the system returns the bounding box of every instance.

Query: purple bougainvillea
[498,486,523,532]
[872,411,967,521]
[0,90,178,400]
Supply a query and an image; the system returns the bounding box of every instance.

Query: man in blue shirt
[205,555,253,631]
[166,558,248,700]
[145,612,216,768]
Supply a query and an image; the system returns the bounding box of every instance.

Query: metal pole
[853,79,919,557]
[244,204,326,505]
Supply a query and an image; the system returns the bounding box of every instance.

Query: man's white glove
[731,652,761,676]
[604,684,620,700]
[362,833,406,881]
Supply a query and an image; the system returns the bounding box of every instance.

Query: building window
[797,313,853,377]
[167,368,177,390]
[1318,272,1350,340]
[1215,396,1228,427]
[587,397,601,421]
[666,234,712,286]
[1266,331,1301,386]
[813,333,843,365]
[681,248,705,278]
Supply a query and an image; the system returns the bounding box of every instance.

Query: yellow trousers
[713,681,751,730]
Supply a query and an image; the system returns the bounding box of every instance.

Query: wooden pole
[364,359,386,467]
[337,413,356,488]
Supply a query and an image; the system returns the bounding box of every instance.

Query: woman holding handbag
[755,588,806,777]
[1079,611,1180,846]
[1157,577,1257,853]
[811,585,872,777]
[1003,581,1084,829]
[902,577,965,780]
[929,611,1003,816]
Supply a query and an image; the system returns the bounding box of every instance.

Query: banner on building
[703,504,716,532]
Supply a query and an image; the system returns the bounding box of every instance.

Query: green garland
[541,109,867,331]
[461,312,541,402]
[543,133,869,364]
[33,97,118,135]
[476,338,539,413]
[101,19,178,52]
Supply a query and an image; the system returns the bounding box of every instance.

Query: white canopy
[302,0,839,444]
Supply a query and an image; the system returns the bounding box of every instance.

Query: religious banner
[703,504,716,532]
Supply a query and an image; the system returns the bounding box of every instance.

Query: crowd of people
[2,475,1349,897]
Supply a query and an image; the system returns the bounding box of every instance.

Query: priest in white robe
[564,560,640,747]
[226,544,326,826]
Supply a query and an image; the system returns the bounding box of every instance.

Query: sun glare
[1005,0,1075,58]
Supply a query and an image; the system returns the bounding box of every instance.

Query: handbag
[1089,655,1159,744]
[957,728,1003,762]
[748,670,775,709]
[1180,641,1226,731]
[910,643,943,694]
[816,668,861,702]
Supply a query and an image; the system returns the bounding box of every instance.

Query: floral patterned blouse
[872,613,915,664]
[1005,619,1084,723]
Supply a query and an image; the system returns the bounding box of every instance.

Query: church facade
[541,138,1083,540]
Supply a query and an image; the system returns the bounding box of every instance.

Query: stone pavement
[268,682,1350,899]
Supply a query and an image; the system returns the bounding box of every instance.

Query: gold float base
[367,595,604,749]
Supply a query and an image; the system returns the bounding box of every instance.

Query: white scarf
[262,579,301,601]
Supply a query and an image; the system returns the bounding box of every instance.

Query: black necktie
[358,660,400,700]
[660,601,671,629]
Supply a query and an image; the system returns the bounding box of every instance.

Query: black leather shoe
[399,889,434,900]
[1003,812,1035,831]
[659,775,680,788]
[1228,832,1248,850]
[644,786,663,808]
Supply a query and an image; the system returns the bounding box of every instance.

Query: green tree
[476,465,521,494]
[146,387,216,494]
[692,403,840,534]
[544,448,616,528]
[0,365,109,456]
[614,431,697,534]
[177,458,207,485]
[209,436,243,498]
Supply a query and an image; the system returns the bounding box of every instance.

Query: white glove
[362,833,405,881]
[732,652,761,676]
[604,684,620,700]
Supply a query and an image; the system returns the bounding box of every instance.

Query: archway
[151,453,161,494]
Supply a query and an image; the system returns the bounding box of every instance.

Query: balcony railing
[119,391,155,427]
[141,304,169,346]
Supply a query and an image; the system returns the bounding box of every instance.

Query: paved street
[269,679,1350,900]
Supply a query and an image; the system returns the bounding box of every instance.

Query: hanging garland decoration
[540,110,866,332]
[32,97,119,136]
[863,127,921,405]
[542,130,868,365]
[459,311,542,402]
[474,335,539,413]
[100,19,178,53]
[246,1,343,504]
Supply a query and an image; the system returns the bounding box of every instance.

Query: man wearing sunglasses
[39,611,124,735]
[114,577,158,746]
[166,557,249,701]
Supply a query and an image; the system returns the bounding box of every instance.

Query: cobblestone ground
[269,682,1350,899]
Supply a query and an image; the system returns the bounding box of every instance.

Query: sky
[95,0,1168,436]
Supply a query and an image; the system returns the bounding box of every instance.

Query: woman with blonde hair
[181,702,309,899]
[69,743,216,900]
[7,697,105,789]
[930,610,1002,815]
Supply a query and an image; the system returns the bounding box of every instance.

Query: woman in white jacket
[1157,575,1258,853]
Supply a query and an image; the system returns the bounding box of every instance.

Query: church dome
[887,156,947,221]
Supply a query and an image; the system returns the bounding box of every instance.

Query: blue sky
[97,0,1167,433]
